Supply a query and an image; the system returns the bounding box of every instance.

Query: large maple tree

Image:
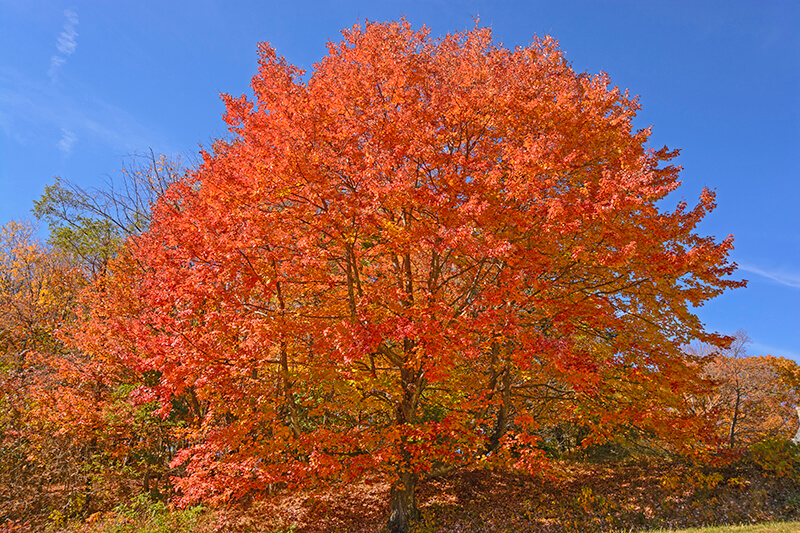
[91,21,742,532]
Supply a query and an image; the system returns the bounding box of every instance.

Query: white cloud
[751,342,800,361]
[1,67,169,157]
[739,263,800,289]
[48,9,79,82]
[57,127,76,155]
[57,10,79,54]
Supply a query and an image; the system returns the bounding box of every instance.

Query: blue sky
[1,1,798,360]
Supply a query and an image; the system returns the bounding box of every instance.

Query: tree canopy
[72,21,743,532]
[686,331,800,449]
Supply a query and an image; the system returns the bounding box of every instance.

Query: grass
[640,522,800,533]
[50,494,211,533]
[48,514,800,533]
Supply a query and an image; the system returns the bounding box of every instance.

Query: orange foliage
[686,331,799,449]
[0,220,86,518]
[74,21,742,532]
[0,221,178,522]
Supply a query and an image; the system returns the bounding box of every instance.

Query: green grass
[639,522,800,533]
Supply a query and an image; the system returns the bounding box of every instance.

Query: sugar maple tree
[85,21,742,532]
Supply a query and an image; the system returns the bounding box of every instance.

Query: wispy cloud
[48,9,79,82]
[738,263,800,289]
[1,67,170,157]
[57,127,76,155]
[751,342,800,361]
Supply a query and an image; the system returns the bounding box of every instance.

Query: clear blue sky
[1,1,798,360]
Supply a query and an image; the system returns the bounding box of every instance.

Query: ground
[208,459,800,533]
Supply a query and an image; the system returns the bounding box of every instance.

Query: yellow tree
[0,220,83,519]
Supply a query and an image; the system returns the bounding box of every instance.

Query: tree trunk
[387,470,419,533]
[729,389,741,449]
[488,364,511,453]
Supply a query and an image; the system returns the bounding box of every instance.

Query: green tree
[33,150,184,278]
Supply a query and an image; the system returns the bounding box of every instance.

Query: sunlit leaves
[83,20,742,530]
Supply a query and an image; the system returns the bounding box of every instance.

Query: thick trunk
[387,340,420,533]
[488,364,511,453]
[387,470,419,533]
[385,240,421,533]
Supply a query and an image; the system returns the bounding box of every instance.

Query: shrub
[750,438,800,481]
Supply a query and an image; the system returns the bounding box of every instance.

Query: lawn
[643,522,800,533]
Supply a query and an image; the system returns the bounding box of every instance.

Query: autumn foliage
[39,20,747,532]
[2,20,780,533]
[686,332,800,450]
[0,156,184,523]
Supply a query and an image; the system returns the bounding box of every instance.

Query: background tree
[83,21,742,533]
[686,331,799,449]
[0,153,186,524]
[34,152,188,506]
[0,220,83,520]
[33,150,184,279]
